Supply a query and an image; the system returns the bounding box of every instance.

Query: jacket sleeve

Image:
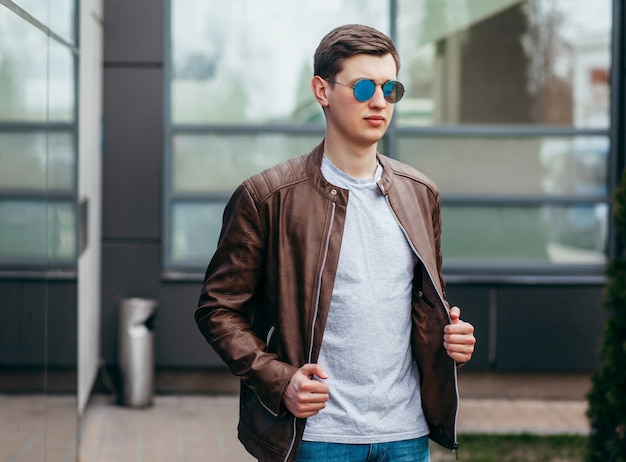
[195,183,298,416]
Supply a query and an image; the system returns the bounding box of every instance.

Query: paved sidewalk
[0,373,591,462]
[456,372,590,435]
[78,393,589,462]
[458,398,588,435]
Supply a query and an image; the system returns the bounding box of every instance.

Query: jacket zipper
[284,418,298,462]
[308,202,336,363]
[383,193,460,452]
[266,325,275,346]
[284,201,336,462]
[254,327,279,418]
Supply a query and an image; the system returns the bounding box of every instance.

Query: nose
[368,84,387,107]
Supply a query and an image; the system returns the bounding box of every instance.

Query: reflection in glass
[171,201,228,264]
[0,132,75,191]
[170,0,388,124]
[442,204,608,266]
[10,0,76,44]
[0,7,75,122]
[396,136,608,196]
[396,0,611,127]
[171,133,320,192]
[1,1,78,461]
[0,200,76,261]
[48,38,76,121]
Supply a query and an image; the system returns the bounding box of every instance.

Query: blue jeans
[295,437,430,462]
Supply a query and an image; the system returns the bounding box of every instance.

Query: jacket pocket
[417,289,435,308]
[239,381,294,460]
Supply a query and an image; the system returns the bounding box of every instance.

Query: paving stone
[0,391,590,462]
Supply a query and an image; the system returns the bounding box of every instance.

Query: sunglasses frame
[324,78,405,103]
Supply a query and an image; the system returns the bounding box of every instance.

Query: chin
[363,131,386,145]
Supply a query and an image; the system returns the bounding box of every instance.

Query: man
[196,24,476,462]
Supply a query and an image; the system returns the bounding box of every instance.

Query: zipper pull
[453,442,460,461]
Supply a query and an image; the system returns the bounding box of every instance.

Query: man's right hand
[282,363,330,418]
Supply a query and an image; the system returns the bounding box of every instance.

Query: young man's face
[323,53,398,149]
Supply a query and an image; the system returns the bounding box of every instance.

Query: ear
[311,76,330,108]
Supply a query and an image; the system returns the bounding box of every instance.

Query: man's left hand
[443,306,476,363]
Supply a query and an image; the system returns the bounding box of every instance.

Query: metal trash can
[118,298,157,407]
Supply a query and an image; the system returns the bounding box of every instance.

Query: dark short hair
[313,24,400,79]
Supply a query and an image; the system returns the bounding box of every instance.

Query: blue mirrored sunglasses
[324,78,405,103]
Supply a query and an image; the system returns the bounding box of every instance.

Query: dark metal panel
[103,0,163,64]
[155,282,225,368]
[495,285,605,372]
[47,281,78,366]
[101,242,161,364]
[103,67,163,240]
[0,280,77,367]
[0,280,46,365]
[97,273,608,372]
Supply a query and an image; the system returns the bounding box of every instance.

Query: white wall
[77,0,104,416]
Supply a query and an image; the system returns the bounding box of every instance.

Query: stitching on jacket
[250,175,308,205]
[380,155,440,199]
[391,170,439,200]
[244,154,310,205]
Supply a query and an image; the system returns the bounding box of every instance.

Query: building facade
[0,0,624,457]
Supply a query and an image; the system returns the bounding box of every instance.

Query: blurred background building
[0,0,623,458]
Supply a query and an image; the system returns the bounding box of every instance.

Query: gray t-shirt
[302,156,429,444]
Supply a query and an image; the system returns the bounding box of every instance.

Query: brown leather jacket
[196,142,459,461]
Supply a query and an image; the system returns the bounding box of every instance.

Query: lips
[365,115,385,127]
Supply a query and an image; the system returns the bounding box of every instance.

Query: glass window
[10,0,76,45]
[0,132,75,191]
[396,136,608,196]
[172,133,321,193]
[2,1,78,461]
[166,0,614,273]
[0,8,75,122]
[169,133,321,267]
[0,200,76,261]
[170,0,389,124]
[442,204,608,266]
[0,5,77,267]
[170,201,228,265]
[396,0,612,127]
[167,0,397,269]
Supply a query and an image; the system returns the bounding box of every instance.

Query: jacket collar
[305,140,395,202]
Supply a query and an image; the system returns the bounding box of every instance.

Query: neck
[323,140,378,179]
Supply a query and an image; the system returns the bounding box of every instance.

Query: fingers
[299,362,329,380]
[444,332,476,363]
[449,306,461,323]
[445,306,472,335]
[444,307,476,363]
[283,363,330,418]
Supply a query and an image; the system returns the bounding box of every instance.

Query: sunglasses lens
[353,80,376,102]
[383,81,405,103]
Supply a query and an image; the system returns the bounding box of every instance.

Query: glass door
[0,0,78,459]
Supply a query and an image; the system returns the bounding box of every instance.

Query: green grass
[430,434,588,462]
